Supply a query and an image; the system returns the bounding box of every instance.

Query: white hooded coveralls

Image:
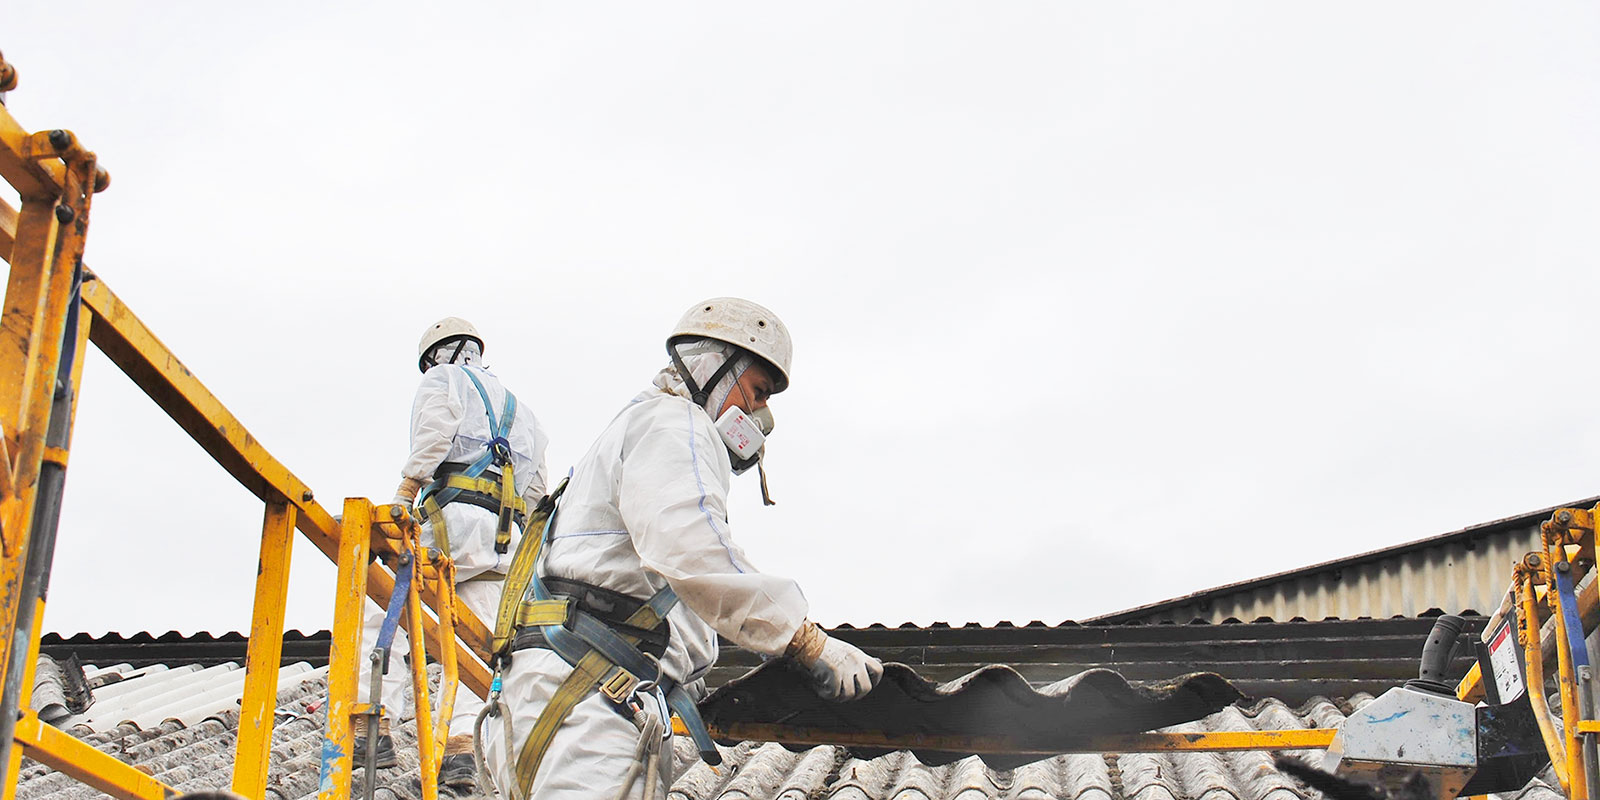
[362,358,550,728]
[481,351,809,800]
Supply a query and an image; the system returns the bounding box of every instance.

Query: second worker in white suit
[365,317,549,790]
[481,298,881,800]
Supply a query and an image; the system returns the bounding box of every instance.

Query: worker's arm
[499,378,549,509]
[619,401,809,657]
[396,367,466,502]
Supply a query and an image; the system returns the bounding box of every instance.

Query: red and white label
[1488,621,1525,703]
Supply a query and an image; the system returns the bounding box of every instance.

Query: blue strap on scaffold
[1554,563,1590,669]
[374,553,414,673]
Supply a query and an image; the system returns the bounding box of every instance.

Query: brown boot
[351,716,397,769]
[438,735,478,790]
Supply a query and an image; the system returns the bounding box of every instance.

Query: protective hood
[423,339,483,370]
[652,339,750,415]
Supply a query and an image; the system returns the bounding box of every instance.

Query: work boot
[438,734,479,793]
[437,753,478,792]
[351,716,398,769]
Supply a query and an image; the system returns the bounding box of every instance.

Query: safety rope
[612,702,668,800]
[473,670,523,800]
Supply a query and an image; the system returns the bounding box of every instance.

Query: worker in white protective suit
[356,316,549,790]
[480,298,882,800]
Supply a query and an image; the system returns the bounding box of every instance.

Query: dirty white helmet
[668,298,792,394]
[417,317,484,372]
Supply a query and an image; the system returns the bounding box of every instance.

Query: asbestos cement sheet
[698,662,1245,769]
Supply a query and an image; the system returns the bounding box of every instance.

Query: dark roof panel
[701,663,1244,770]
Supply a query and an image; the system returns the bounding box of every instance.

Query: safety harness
[416,366,527,558]
[482,484,722,800]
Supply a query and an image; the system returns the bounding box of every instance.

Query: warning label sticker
[1488,620,1525,703]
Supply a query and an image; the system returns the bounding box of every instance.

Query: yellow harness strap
[419,493,451,557]
[515,599,569,628]
[490,481,565,657]
[511,600,668,796]
[420,473,528,563]
[496,463,518,553]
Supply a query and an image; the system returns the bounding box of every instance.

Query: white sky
[7,4,1600,635]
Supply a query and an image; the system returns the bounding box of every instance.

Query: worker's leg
[448,579,501,731]
[482,649,666,800]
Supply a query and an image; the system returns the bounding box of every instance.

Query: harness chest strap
[418,366,524,556]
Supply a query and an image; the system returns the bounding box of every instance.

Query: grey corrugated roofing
[700,664,1242,770]
[16,655,1565,800]
[42,615,1488,707]
[15,662,1350,800]
[13,618,1514,799]
[1088,497,1599,625]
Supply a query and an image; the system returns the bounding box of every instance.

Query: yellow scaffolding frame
[1452,506,1600,800]
[0,51,484,800]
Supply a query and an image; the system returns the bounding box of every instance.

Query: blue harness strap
[418,366,519,510]
[522,495,722,765]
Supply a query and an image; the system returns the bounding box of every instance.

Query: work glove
[786,620,883,701]
[392,476,423,509]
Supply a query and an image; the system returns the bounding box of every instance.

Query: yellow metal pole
[0,141,94,779]
[0,196,60,463]
[319,499,372,800]
[0,597,45,800]
[14,713,174,800]
[2,303,89,800]
[703,722,1338,755]
[406,536,440,800]
[232,498,298,799]
[1517,562,1570,793]
[433,555,459,761]
[1545,527,1588,800]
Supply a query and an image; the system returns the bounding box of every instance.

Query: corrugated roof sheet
[1088,497,1600,625]
[15,662,1567,800]
[700,664,1243,770]
[41,615,1488,707]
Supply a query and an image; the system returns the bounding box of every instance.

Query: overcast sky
[8,4,1600,635]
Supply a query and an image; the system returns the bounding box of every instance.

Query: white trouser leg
[357,598,414,722]
[482,649,667,800]
[449,579,502,733]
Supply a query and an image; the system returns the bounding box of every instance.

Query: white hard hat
[668,298,792,393]
[417,317,484,372]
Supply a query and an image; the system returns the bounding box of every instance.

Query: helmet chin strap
[668,340,746,411]
[421,338,471,372]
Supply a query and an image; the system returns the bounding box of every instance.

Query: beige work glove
[392,476,423,508]
[786,620,883,702]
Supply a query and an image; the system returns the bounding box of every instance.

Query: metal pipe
[704,721,1337,755]
[1549,537,1589,800]
[433,555,459,756]
[1579,664,1599,800]
[406,544,440,800]
[0,263,80,773]
[1518,567,1570,793]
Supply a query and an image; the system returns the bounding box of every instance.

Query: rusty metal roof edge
[1085,495,1600,624]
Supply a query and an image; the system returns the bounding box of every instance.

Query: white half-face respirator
[715,405,774,474]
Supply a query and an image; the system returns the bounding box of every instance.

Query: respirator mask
[667,340,779,504]
[715,403,774,475]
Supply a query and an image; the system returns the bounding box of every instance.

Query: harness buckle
[598,666,640,705]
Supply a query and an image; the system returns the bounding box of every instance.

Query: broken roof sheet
[700,662,1244,770]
